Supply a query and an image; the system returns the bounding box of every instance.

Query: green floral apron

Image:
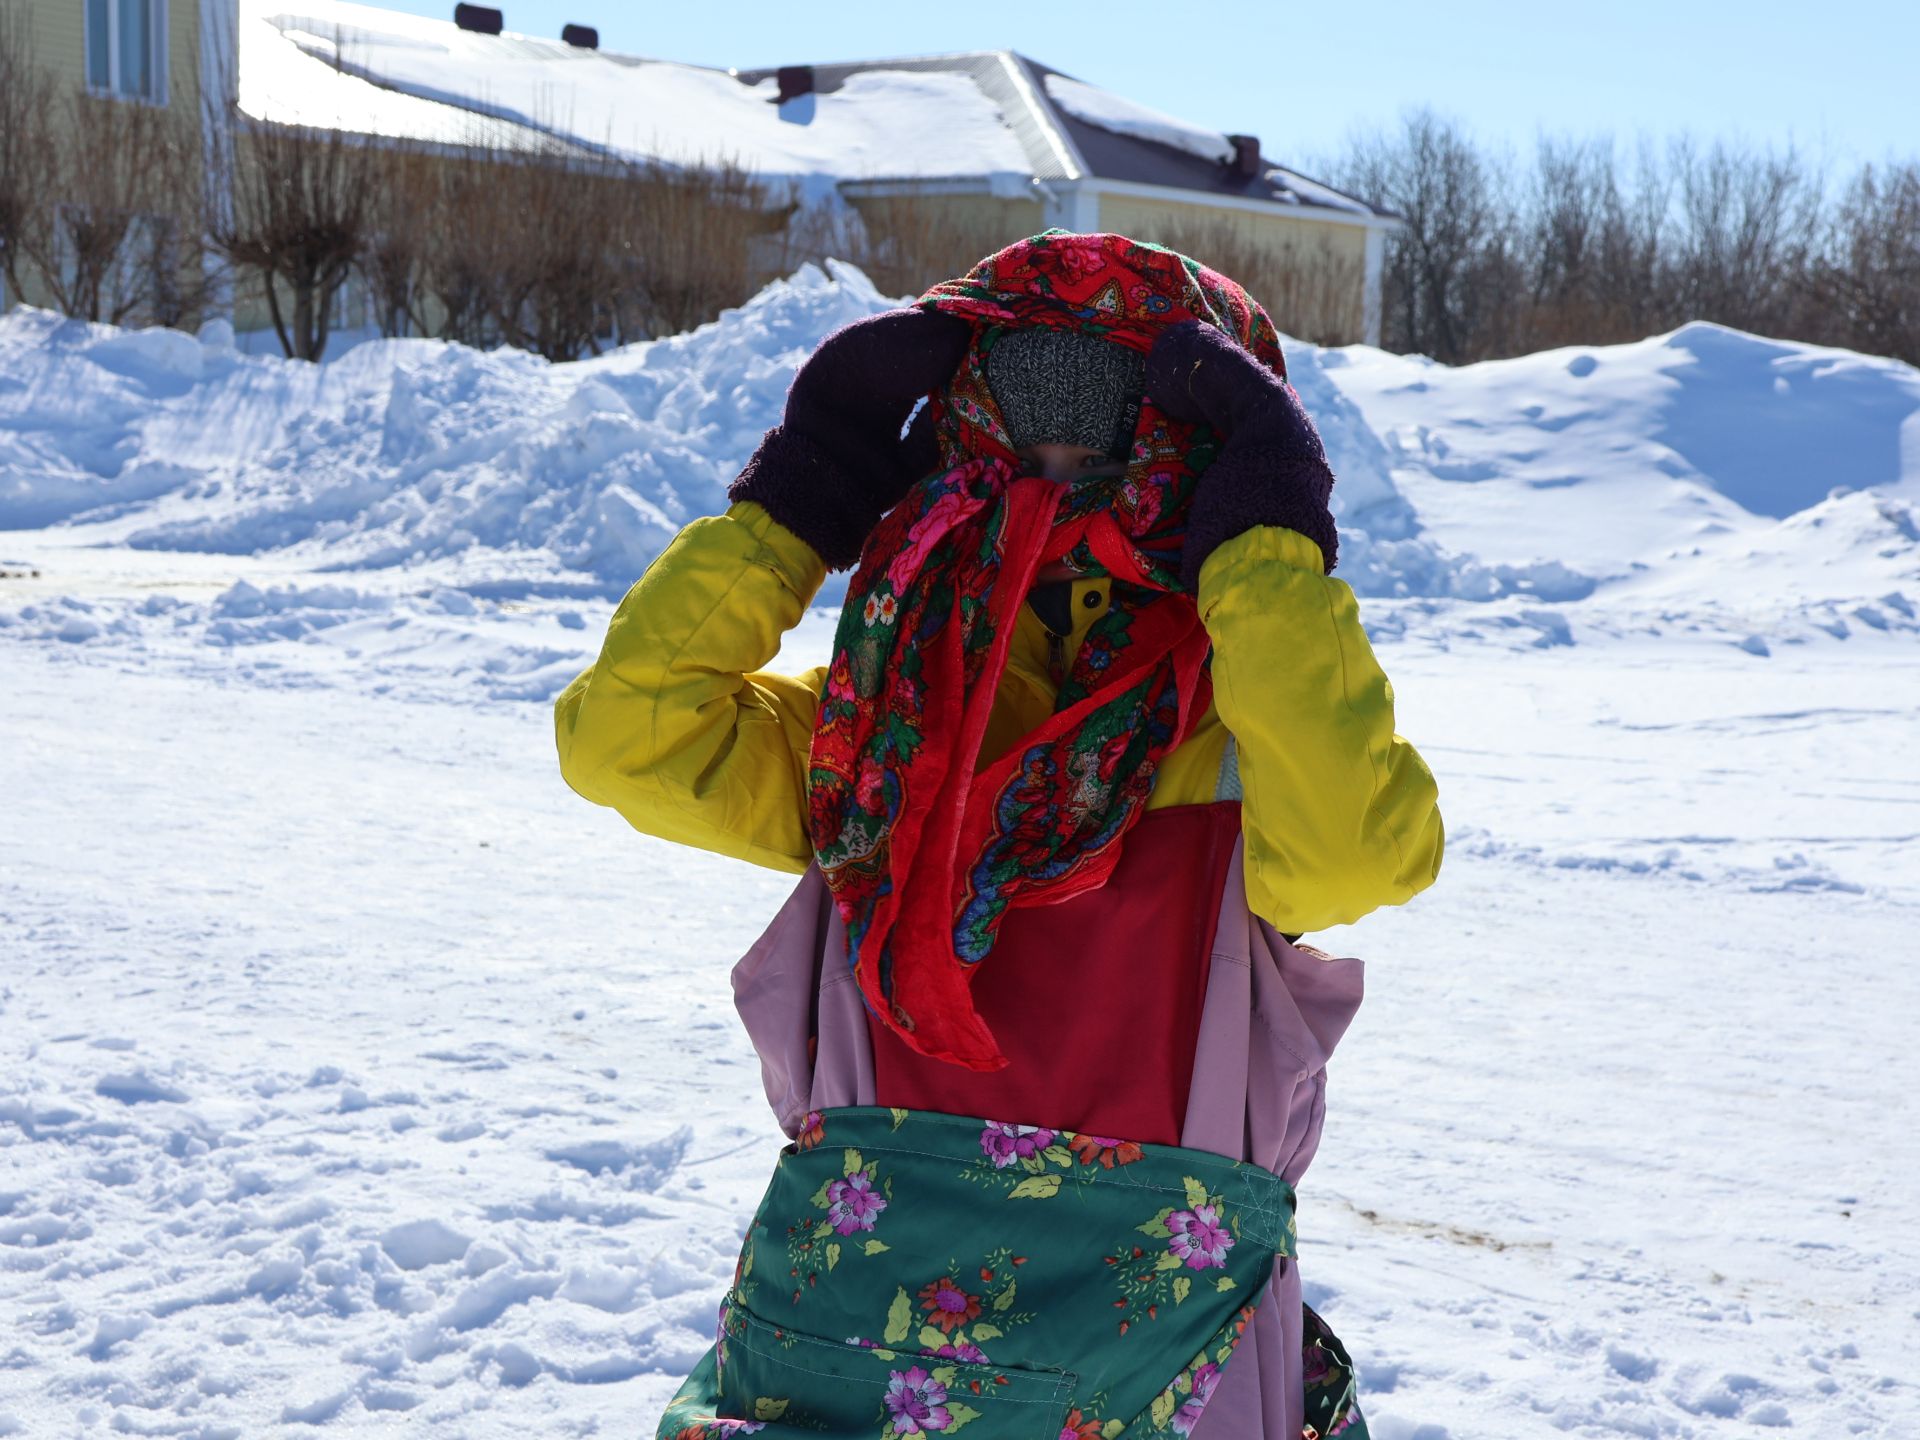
[659,1107,1367,1439]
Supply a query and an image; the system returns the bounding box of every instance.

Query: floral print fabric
[657,1106,1366,1440]
[809,230,1292,1074]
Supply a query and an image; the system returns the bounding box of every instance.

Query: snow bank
[1321,321,1920,577]
[0,259,893,585]
[4,257,1918,693]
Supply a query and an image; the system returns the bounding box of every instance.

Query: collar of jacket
[1008,573,1112,686]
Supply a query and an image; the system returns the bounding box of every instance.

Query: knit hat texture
[984,327,1146,459]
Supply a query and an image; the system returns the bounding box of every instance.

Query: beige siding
[4,0,209,317]
[18,0,199,109]
[23,0,84,81]
[168,0,201,116]
[1093,192,1370,344]
[839,192,1044,297]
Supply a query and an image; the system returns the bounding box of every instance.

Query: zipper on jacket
[1045,625,1066,688]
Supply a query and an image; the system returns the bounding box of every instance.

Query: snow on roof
[1040,71,1234,168]
[1266,166,1374,217]
[243,0,1032,186]
[235,3,1384,219]
[241,2,563,150]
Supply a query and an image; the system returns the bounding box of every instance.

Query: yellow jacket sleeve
[553,500,827,873]
[1196,525,1444,933]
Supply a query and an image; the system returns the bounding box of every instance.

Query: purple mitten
[1144,319,1338,586]
[729,308,971,570]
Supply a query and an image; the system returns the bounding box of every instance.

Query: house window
[85,0,168,103]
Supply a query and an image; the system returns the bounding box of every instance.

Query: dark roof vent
[775,65,815,103]
[1225,134,1262,181]
[454,4,503,34]
[561,22,598,48]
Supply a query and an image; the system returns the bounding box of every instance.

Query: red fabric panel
[866,801,1242,1145]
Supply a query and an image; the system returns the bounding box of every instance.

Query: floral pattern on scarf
[808,230,1290,1071]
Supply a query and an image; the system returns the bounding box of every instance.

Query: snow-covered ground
[3,262,1917,1437]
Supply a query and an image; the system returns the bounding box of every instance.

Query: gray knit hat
[985,327,1146,460]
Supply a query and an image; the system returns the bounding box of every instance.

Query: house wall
[1092,190,1371,344]
[3,0,206,315]
[14,0,202,116]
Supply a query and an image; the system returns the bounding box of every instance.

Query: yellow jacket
[554,502,1443,935]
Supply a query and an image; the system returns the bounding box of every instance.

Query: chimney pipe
[453,4,503,34]
[1226,134,1262,181]
[775,64,815,103]
[561,22,598,48]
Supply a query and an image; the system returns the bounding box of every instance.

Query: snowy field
[3,263,1918,1437]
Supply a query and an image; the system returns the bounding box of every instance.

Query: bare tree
[416,146,509,348]
[1324,108,1517,363]
[617,154,779,339]
[357,140,436,339]
[1668,135,1822,337]
[1804,161,1920,366]
[491,148,631,361]
[0,2,56,306]
[39,96,207,324]
[209,109,376,359]
[2,6,206,328]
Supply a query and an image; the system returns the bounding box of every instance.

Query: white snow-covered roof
[242,0,1033,189]
[1041,71,1234,168]
[235,2,1384,219]
[241,3,564,150]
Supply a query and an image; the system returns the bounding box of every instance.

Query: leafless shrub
[1803,161,1920,366]
[397,139,776,356]
[815,192,1022,301]
[1,9,208,327]
[1141,215,1366,345]
[616,155,783,340]
[0,2,55,304]
[208,107,378,359]
[357,140,437,339]
[1315,109,1884,362]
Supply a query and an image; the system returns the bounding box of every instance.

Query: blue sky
[383,0,1914,174]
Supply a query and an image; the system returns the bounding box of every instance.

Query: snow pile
[0,259,895,584]
[1317,321,1920,640]
[1041,71,1235,165]
[248,0,1031,188]
[3,257,1918,692]
[1323,322,1920,575]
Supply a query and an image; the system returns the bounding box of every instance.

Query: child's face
[1017,444,1124,584]
[1016,443,1128,487]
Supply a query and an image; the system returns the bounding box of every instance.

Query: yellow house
[231,5,1399,346]
[740,53,1398,345]
[5,0,1398,349]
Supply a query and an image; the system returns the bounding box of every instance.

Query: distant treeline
[1314,108,1919,367]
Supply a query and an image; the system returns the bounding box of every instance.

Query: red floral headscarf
[807,230,1287,1071]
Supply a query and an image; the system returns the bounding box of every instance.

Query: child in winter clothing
[555,231,1442,1440]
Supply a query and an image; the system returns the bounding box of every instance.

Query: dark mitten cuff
[729,423,893,572]
[728,309,971,571]
[1179,440,1339,591]
[1146,319,1339,587]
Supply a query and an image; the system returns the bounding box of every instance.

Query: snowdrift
[3,258,1918,675]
